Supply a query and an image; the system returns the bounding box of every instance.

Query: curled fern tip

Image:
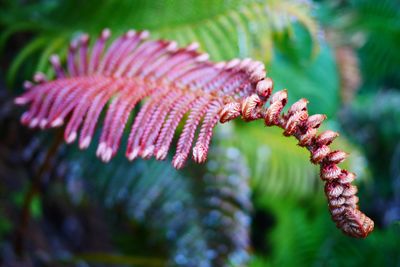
[15,28,374,238]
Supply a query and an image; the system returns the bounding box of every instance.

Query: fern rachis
[15,29,374,238]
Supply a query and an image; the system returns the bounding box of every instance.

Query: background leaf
[0,0,320,88]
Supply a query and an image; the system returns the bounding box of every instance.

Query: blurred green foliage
[0,0,399,266]
[63,129,252,266]
[0,0,319,86]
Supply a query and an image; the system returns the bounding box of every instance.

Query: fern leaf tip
[49,54,60,65]
[220,102,241,123]
[23,80,34,90]
[127,147,140,161]
[14,97,29,105]
[101,28,111,39]
[28,117,39,128]
[125,29,136,38]
[141,145,155,159]
[65,131,77,144]
[33,72,47,83]
[172,153,186,169]
[256,78,273,99]
[99,146,113,163]
[166,41,178,52]
[155,146,168,161]
[96,142,107,157]
[186,42,200,51]
[39,118,48,129]
[50,118,64,128]
[195,53,210,62]
[139,30,150,39]
[193,144,208,163]
[79,136,92,150]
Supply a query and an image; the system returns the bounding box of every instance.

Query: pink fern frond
[154,94,198,161]
[15,29,374,238]
[16,29,261,165]
[138,91,183,159]
[88,29,111,73]
[172,97,211,169]
[193,100,223,163]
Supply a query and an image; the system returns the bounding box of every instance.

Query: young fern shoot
[15,29,374,238]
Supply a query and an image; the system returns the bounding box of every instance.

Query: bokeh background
[0,0,399,266]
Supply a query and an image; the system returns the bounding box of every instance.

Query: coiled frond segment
[219,78,374,238]
[15,29,265,169]
[15,28,374,238]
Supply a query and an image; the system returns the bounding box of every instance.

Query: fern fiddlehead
[220,81,374,238]
[14,29,374,238]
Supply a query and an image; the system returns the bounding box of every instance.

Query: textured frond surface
[16,29,265,169]
[219,81,375,238]
[16,29,374,238]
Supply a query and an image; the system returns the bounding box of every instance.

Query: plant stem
[13,129,64,257]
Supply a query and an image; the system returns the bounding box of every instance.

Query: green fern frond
[251,200,400,267]
[0,0,320,87]
[156,0,320,60]
[232,124,319,200]
[325,0,400,85]
[264,201,327,267]
[65,129,252,267]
